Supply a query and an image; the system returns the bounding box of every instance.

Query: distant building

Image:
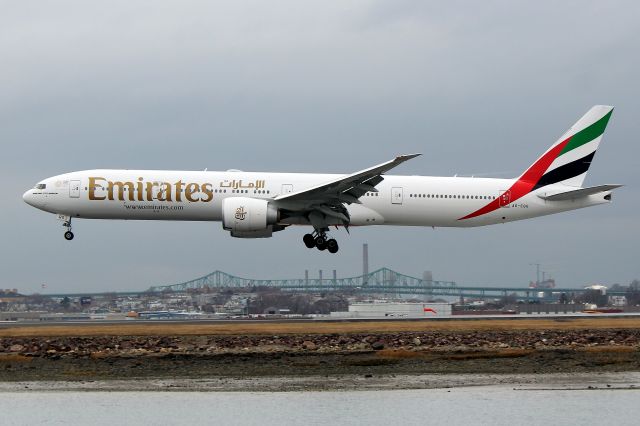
[585,284,607,295]
[330,302,451,318]
[609,295,626,307]
[529,279,556,289]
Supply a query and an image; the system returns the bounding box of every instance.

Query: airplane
[23,105,621,254]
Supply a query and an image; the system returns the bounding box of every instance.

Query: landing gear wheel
[61,216,74,241]
[327,239,339,254]
[314,235,326,248]
[303,233,315,248]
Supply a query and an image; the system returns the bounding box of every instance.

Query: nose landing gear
[62,217,74,240]
[303,230,339,253]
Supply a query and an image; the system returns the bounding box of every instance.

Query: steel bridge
[148,267,615,300]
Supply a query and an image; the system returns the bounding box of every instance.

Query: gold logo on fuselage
[88,177,214,203]
[87,177,268,203]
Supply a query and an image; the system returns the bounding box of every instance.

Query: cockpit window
[35,183,46,189]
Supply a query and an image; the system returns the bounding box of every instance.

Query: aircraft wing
[273,154,420,228]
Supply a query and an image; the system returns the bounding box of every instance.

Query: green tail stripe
[560,110,612,156]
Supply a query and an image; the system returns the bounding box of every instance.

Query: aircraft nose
[23,189,35,206]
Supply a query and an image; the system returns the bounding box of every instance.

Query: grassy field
[1,317,639,337]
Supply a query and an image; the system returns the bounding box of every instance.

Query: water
[1,386,639,426]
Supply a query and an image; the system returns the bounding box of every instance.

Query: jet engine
[222,197,280,238]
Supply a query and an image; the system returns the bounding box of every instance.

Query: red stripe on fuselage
[458,137,571,220]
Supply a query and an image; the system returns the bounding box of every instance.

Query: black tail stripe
[532,151,596,191]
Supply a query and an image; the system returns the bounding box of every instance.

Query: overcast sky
[1,1,638,293]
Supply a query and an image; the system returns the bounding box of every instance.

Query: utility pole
[530,263,541,285]
[363,243,369,284]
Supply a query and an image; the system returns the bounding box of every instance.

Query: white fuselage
[22,169,611,228]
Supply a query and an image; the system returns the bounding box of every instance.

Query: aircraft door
[391,187,403,205]
[69,180,80,198]
[499,190,511,207]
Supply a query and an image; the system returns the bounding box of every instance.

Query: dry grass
[1,317,640,338]
[581,345,637,353]
[89,351,109,359]
[375,349,422,359]
[0,354,32,363]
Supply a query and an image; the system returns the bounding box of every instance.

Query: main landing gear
[62,217,74,241]
[303,231,339,254]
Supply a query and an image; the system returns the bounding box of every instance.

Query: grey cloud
[1,1,638,292]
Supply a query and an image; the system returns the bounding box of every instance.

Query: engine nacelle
[222,197,279,238]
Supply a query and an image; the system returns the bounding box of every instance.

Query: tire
[303,233,315,248]
[327,239,339,253]
[64,231,74,241]
[314,235,326,247]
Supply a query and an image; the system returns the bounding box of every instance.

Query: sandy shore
[1,372,639,392]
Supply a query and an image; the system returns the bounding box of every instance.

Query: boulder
[9,344,24,352]
[371,341,385,350]
[302,341,317,350]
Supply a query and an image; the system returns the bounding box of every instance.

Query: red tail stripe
[459,137,572,220]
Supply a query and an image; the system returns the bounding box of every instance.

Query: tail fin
[519,105,613,190]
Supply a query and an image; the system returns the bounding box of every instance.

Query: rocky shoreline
[2,328,640,356]
[1,328,639,383]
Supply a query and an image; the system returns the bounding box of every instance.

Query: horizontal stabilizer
[538,184,622,201]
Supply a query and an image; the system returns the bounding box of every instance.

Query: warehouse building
[330,302,452,318]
